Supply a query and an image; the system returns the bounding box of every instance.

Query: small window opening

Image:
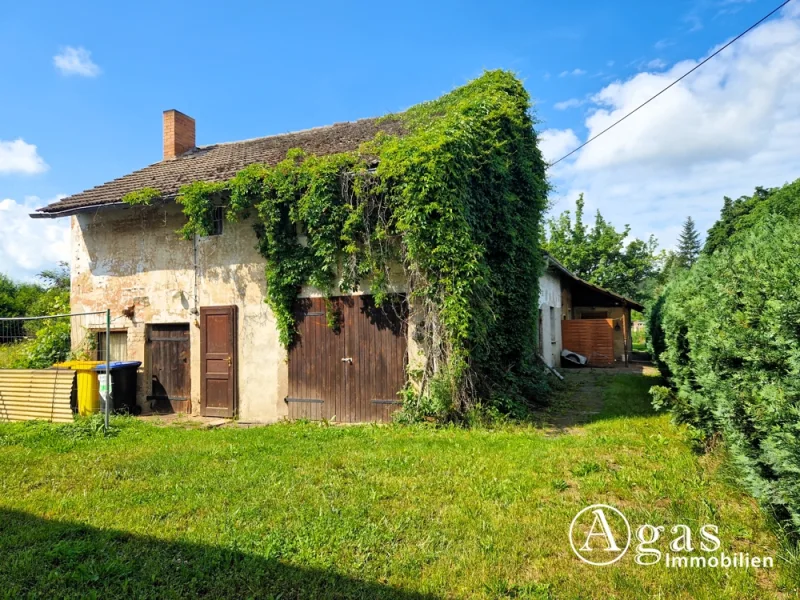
[549,307,557,344]
[538,308,544,354]
[96,331,128,362]
[208,206,224,236]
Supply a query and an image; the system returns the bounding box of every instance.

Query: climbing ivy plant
[123,70,550,419]
[121,187,160,206]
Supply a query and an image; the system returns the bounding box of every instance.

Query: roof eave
[31,195,179,219]
[31,202,127,219]
[543,252,645,312]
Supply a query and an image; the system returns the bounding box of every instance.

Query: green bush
[651,214,800,532]
[17,320,71,368]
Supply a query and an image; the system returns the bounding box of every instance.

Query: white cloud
[645,58,668,70]
[554,98,584,110]
[559,68,587,78]
[539,129,581,165]
[543,8,800,250]
[785,0,800,18]
[53,46,101,77]
[0,139,48,175]
[0,196,69,281]
[716,0,755,17]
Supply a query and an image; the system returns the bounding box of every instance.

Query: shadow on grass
[0,508,439,599]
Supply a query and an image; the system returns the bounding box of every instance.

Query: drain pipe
[191,234,199,316]
[539,354,564,380]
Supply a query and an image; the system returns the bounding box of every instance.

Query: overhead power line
[547,0,795,168]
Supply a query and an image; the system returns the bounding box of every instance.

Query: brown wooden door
[148,324,191,413]
[347,295,408,422]
[287,295,407,422]
[200,306,237,418]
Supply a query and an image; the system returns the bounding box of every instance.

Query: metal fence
[0,310,112,429]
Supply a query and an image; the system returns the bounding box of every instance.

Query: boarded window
[96,331,128,362]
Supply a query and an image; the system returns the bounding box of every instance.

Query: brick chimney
[163,109,195,159]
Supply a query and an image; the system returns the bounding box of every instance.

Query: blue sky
[2,0,799,280]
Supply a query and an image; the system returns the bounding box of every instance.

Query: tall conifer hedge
[649,205,800,531]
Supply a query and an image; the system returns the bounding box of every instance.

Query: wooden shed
[540,254,644,367]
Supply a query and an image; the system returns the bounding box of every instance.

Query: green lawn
[0,373,797,599]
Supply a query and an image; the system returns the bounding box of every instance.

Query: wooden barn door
[200,306,237,418]
[287,295,407,422]
[148,324,191,413]
[286,298,346,421]
[348,295,408,422]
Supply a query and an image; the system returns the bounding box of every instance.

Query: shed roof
[544,252,645,312]
[34,117,405,218]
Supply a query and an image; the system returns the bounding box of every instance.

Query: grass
[631,330,647,353]
[0,341,27,369]
[0,373,797,599]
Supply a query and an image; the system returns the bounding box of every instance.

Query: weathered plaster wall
[538,271,563,368]
[71,204,287,422]
[71,204,414,422]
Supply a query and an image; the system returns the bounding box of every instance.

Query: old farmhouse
[33,75,640,423]
[34,113,417,423]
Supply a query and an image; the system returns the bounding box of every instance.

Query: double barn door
[287,295,407,422]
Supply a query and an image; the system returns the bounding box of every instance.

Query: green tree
[543,194,658,302]
[0,264,71,368]
[704,178,800,255]
[0,274,17,318]
[676,216,701,269]
[0,274,44,318]
[27,263,69,317]
[638,249,684,301]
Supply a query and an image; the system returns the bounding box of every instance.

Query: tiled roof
[35,117,405,217]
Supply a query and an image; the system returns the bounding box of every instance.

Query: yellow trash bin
[54,361,104,416]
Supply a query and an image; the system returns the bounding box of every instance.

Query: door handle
[341,357,353,364]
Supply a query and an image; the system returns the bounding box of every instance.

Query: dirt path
[537,364,657,432]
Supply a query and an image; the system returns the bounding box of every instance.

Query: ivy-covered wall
[123,70,550,419]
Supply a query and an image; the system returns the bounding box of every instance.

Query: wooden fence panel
[0,369,76,423]
[561,319,615,366]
